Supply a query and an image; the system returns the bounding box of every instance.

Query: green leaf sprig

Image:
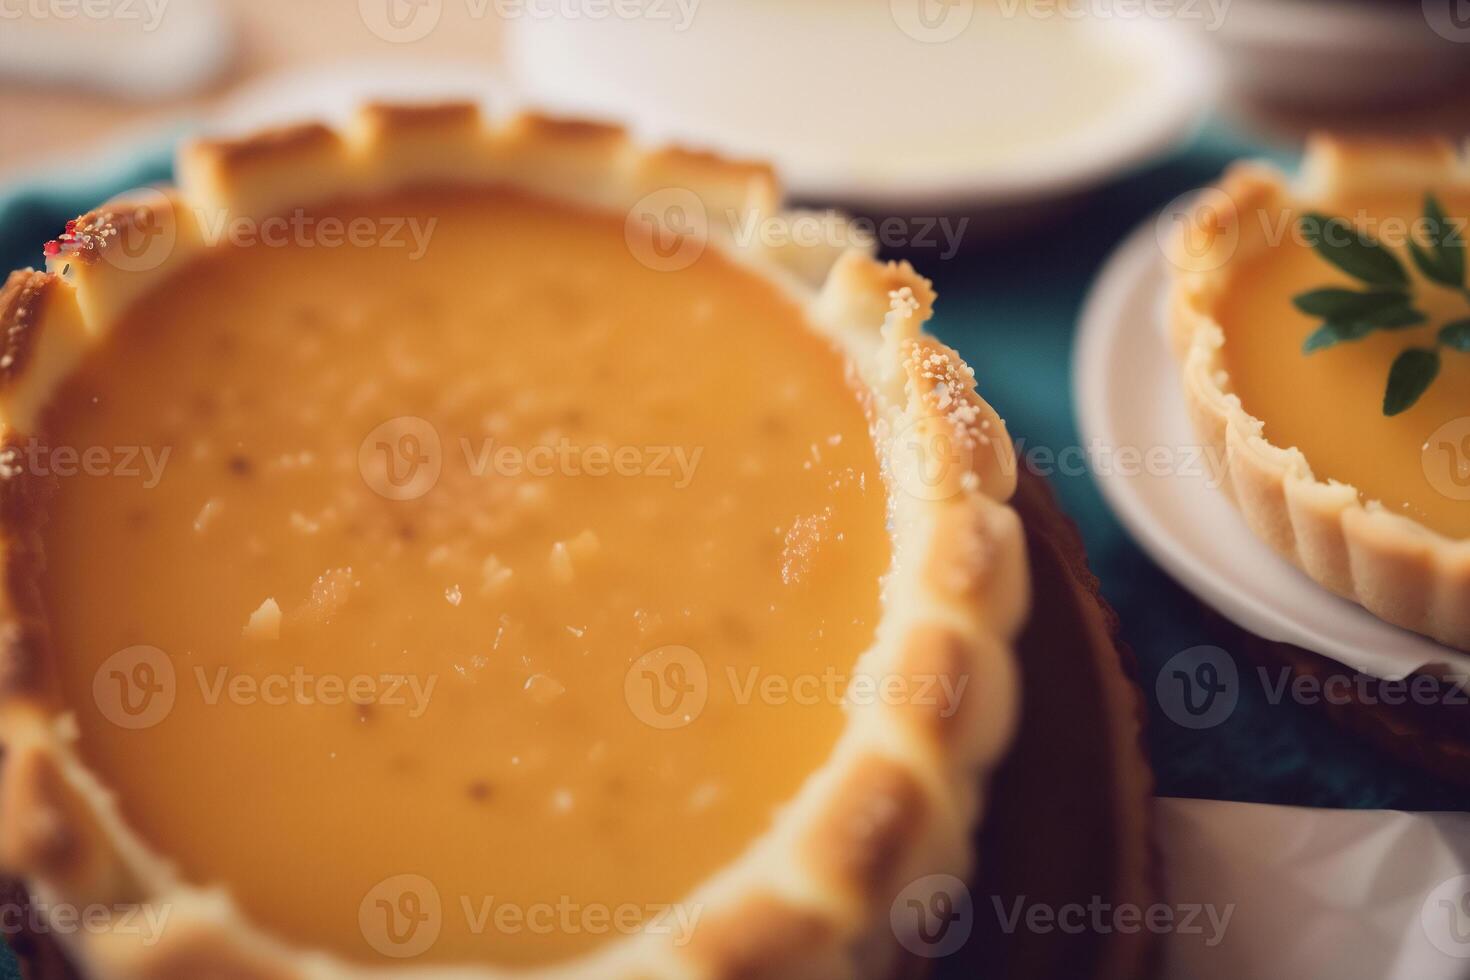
[1294,193,1468,415]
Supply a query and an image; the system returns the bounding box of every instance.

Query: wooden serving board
[949,470,1158,980]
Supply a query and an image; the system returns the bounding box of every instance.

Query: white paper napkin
[1158,797,1470,980]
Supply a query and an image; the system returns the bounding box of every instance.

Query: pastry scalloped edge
[1168,133,1470,652]
[0,102,1030,979]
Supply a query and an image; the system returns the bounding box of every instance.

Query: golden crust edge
[1168,135,1470,651]
[0,104,1028,979]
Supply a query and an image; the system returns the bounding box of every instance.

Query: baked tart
[0,104,1028,977]
[1170,135,1470,651]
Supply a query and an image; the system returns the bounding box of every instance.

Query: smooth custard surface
[1216,189,1470,539]
[37,187,890,966]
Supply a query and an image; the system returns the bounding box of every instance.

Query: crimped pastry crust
[1168,134,1470,651]
[0,103,1029,978]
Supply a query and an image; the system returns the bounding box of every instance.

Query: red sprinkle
[64,219,76,233]
[42,240,60,257]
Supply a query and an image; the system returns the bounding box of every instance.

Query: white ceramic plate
[504,9,1215,213]
[1074,220,1470,680]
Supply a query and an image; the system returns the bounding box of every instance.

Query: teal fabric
[0,117,1464,973]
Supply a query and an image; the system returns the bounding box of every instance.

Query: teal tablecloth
[0,117,1464,976]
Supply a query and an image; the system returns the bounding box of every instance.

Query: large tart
[1170,136,1470,650]
[0,104,1028,977]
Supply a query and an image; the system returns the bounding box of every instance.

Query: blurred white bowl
[504,5,1215,214]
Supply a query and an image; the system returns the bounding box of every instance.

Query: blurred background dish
[3,2,1469,193]
[0,0,232,99]
[1198,0,1470,108]
[504,3,1216,213]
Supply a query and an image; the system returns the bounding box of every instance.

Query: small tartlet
[1168,135,1470,651]
[0,103,1030,978]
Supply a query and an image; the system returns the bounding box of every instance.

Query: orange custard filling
[1217,190,1470,540]
[36,187,890,966]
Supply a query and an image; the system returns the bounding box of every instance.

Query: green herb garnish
[1295,193,1469,415]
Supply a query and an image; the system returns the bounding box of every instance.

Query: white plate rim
[1073,218,1470,680]
[505,17,1218,211]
